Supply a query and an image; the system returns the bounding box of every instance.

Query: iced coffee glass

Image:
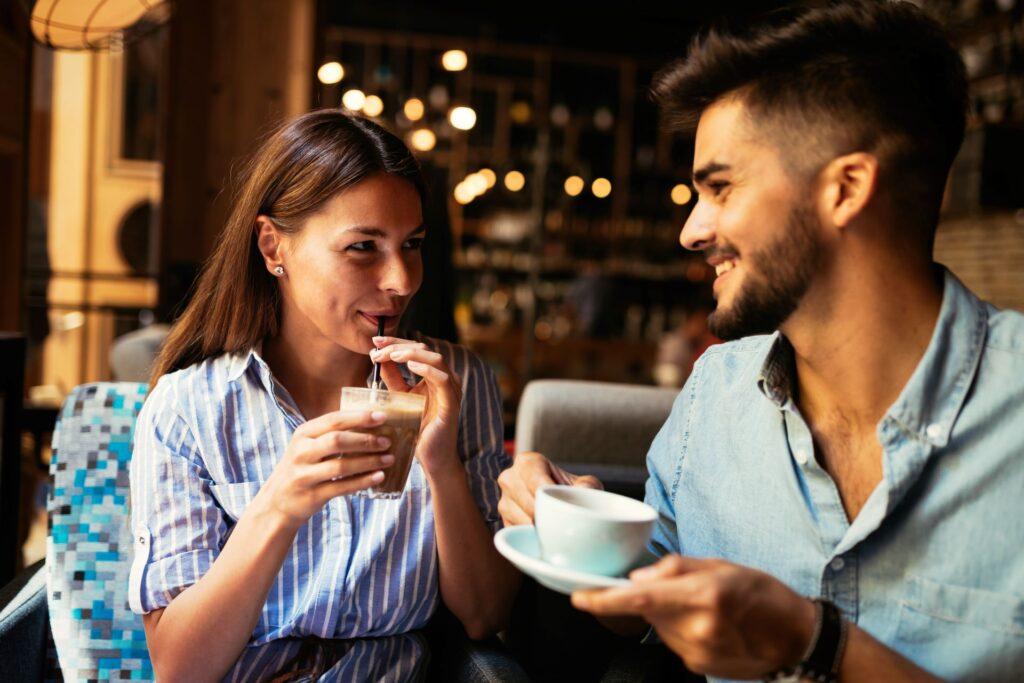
[340,387,426,499]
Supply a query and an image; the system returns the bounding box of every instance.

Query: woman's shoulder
[144,351,247,422]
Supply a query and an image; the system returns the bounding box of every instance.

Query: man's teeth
[715,260,737,276]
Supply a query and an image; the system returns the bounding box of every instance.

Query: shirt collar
[755,268,988,447]
[884,268,987,448]
[757,332,795,409]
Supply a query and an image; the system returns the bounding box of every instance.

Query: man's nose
[679,201,717,252]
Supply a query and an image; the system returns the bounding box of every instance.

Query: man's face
[680,98,825,341]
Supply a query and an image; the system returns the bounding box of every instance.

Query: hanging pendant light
[26,0,172,51]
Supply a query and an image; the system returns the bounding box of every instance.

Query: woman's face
[268,173,425,354]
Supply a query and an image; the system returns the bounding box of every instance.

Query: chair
[514,379,678,500]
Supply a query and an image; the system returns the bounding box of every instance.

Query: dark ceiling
[319,1,793,62]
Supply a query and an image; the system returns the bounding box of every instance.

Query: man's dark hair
[653,0,968,235]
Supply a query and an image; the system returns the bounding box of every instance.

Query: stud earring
[274,266,285,276]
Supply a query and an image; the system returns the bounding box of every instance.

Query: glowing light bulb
[409,128,436,152]
[317,61,344,85]
[465,173,488,197]
[441,49,468,71]
[504,170,525,192]
[670,184,693,205]
[404,98,425,121]
[454,182,476,204]
[478,168,496,188]
[449,106,477,131]
[362,95,384,117]
[592,177,612,198]
[341,89,366,111]
[564,175,585,197]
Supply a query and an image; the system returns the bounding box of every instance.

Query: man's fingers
[497,495,533,527]
[298,409,385,439]
[572,576,702,617]
[572,474,604,490]
[630,554,708,582]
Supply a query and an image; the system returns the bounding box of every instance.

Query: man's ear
[255,215,285,274]
[818,152,879,231]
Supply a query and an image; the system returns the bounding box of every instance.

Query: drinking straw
[370,317,384,394]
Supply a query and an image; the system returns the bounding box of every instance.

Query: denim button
[830,557,845,572]
[926,423,943,440]
[794,449,809,465]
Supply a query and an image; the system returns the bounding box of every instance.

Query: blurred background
[1,0,1023,580]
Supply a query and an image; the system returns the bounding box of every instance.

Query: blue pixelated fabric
[47,383,153,681]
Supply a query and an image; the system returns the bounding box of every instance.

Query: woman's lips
[359,312,400,331]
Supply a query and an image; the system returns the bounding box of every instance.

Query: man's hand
[496,451,602,526]
[571,555,816,680]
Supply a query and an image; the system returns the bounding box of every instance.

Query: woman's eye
[403,237,425,250]
[347,241,376,252]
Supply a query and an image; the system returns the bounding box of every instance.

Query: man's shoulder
[691,334,776,384]
[984,304,1024,357]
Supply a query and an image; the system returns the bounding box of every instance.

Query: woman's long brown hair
[149,110,425,386]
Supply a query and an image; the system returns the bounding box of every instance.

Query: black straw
[371,317,385,390]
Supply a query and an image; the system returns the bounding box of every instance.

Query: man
[498,2,1024,681]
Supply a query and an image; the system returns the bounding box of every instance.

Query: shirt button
[138,536,147,545]
[926,423,943,440]
[830,557,845,572]
[794,449,809,465]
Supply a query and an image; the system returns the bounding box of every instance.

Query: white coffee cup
[534,485,657,577]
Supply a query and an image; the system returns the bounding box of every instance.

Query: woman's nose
[379,254,415,295]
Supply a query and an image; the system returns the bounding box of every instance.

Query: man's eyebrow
[692,162,731,185]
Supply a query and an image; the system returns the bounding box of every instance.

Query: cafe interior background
[1,0,1023,587]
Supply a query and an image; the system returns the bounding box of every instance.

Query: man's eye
[403,237,425,250]
[347,241,376,252]
[708,181,729,195]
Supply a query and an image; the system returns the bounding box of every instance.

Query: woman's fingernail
[372,336,386,345]
[371,471,385,483]
[371,410,387,421]
[406,360,423,370]
[376,436,391,448]
[381,454,395,465]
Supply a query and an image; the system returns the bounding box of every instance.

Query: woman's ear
[255,216,285,275]
[818,152,879,231]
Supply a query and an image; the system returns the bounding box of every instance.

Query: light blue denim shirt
[644,269,1024,682]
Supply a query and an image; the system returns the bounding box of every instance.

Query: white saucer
[494,525,632,595]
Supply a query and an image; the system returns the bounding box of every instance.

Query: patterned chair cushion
[47,383,153,681]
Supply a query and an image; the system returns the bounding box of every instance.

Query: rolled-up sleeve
[456,349,510,534]
[128,381,227,614]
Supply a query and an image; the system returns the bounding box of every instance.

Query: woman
[127,110,520,682]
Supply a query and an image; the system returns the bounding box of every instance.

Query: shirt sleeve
[454,345,510,534]
[644,360,706,559]
[128,379,228,614]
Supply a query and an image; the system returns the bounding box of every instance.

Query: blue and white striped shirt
[127,334,508,678]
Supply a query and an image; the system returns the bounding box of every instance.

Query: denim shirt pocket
[896,574,1024,680]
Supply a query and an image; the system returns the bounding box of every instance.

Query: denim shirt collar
[756,268,988,447]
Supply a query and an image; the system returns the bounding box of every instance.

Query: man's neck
[783,255,943,433]
[262,313,371,419]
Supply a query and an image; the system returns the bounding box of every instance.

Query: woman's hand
[256,409,395,529]
[370,336,462,478]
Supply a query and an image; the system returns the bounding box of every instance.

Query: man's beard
[707,202,823,341]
